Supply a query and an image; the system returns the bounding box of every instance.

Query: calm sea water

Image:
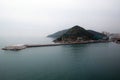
[0,37,120,80]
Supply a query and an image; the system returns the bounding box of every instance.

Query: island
[2,25,110,51]
[49,25,109,43]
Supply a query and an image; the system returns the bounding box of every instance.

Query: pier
[2,40,110,51]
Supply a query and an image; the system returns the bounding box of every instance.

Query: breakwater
[2,40,110,51]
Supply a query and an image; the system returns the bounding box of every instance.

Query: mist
[0,0,120,37]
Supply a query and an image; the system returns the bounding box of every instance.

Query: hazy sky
[0,0,120,37]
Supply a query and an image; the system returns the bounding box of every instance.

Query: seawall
[2,40,110,51]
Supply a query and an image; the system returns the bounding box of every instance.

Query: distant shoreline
[53,40,110,44]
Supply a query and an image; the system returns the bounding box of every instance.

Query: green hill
[53,25,94,42]
[48,25,108,42]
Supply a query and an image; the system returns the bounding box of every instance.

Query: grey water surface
[0,37,120,80]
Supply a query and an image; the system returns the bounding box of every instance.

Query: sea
[0,36,120,80]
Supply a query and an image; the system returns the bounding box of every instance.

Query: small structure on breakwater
[2,44,26,51]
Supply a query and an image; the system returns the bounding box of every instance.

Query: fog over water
[0,0,120,37]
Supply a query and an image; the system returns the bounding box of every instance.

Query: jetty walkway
[2,40,110,51]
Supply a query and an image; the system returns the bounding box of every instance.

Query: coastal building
[109,34,120,42]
